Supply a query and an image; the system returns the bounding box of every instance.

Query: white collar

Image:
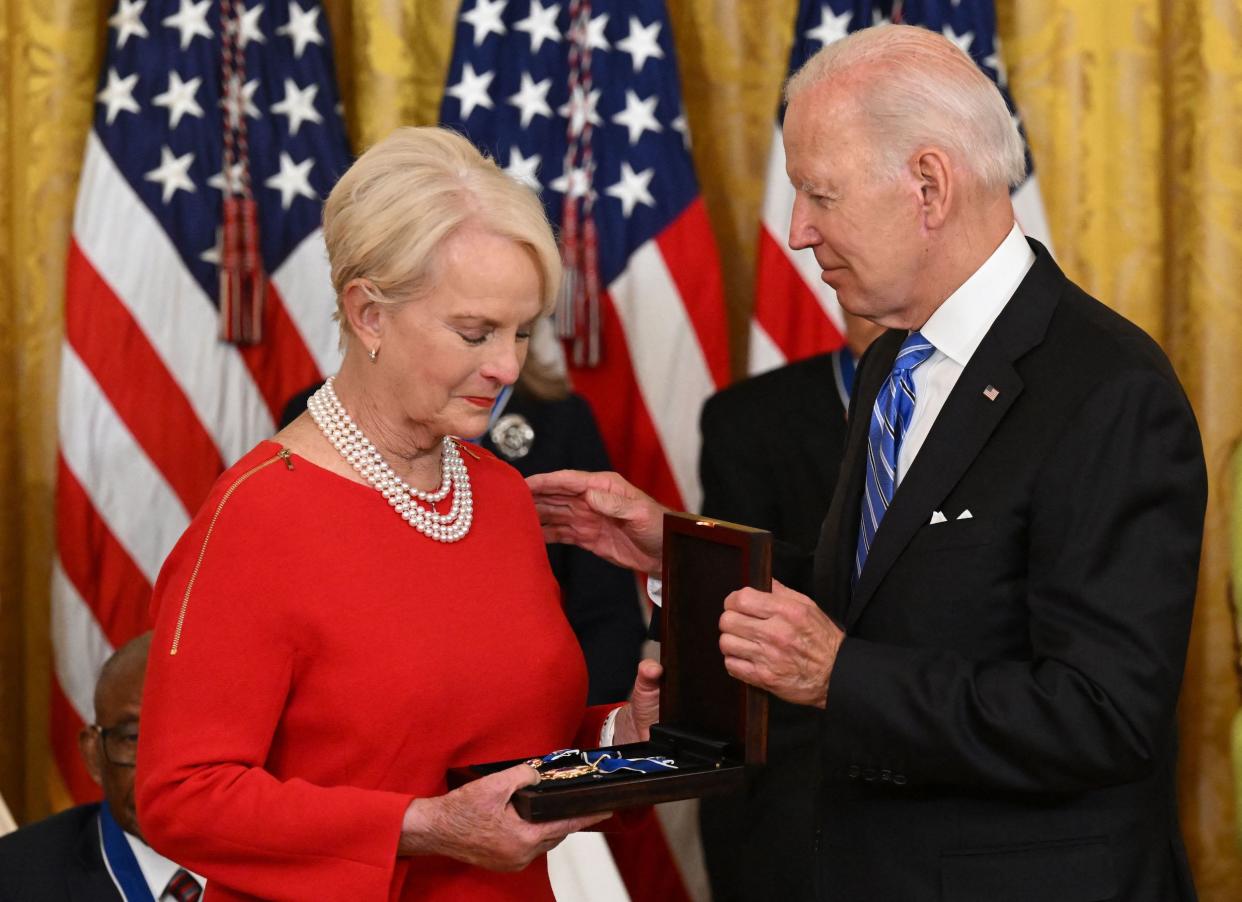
[919,223,1036,366]
[122,829,205,899]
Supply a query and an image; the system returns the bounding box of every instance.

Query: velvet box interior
[447,512,772,822]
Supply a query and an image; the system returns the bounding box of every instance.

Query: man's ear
[78,727,104,787]
[340,279,384,348]
[912,147,953,230]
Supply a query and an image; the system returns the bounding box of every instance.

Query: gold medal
[540,763,598,781]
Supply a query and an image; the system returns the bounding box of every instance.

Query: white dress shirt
[896,223,1036,485]
[122,829,206,900]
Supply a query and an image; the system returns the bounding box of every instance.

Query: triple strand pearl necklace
[307,376,474,542]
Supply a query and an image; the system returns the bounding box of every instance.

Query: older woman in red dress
[136,127,659,901]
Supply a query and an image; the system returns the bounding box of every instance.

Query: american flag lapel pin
[983,385,1000,401]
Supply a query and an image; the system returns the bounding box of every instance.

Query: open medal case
[447,512,771,822]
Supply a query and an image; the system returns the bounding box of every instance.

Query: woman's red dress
[137,440,612,901]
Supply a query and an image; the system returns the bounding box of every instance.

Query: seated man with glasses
[0,633,204,901]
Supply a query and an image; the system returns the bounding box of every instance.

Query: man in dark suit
[529,23,1205,902]
[696,314,880,902]
[0,634,203,901]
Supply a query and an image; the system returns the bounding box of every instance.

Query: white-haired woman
[136,127,660,902]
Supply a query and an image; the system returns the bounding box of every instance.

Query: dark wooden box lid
[660,512,771,764]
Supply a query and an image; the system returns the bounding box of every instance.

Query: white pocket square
[957,509,973,520]
[929,510,948,524]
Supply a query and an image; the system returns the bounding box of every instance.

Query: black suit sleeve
[699,393,815,589]
[822,366,1206,792]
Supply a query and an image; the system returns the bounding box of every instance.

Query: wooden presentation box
[448,512,772,822]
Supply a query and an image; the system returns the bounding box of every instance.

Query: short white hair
[322,127,562,346]
[785,24,1026,191]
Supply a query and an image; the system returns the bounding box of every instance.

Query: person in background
[0,633,206,902]
[280,323,646,707]
[696,312,881,902]
[136,127,660,902]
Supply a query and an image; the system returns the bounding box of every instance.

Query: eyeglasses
[90,723,138,767]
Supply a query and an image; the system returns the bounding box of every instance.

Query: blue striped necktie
[854,331,936,583]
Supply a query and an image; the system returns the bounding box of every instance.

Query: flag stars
[152,71,204,129]
[612,90,662,145]
[162,0,212,51]
[508,72,553,128]
[559,85,601,137]
[983,46,1007,85]
[446,62,495,119]
[265,151,317,209]
[504,147,542,189]
[209,161,246,195]
[671,110,691,149]
[462,0,507,47]
[606,162,655,217]
[108,0,149,49]
[806,6,851,46]
[221,75,261,129]
[271,78,323,135]
[278,1,325,59]
[582,12,610,52]
[230,3,267,48]
[550,166,594,200]
[617,17,663,73]
[200,227,223,265]
[515,0,559,53]
[942,24,975,57]
[96,68,140,125]
[145,146,196,204]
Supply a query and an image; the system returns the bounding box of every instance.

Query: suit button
[862,768,877,782]
[847,765,860,779]
[880,769,892,782]
[893,774,907,786]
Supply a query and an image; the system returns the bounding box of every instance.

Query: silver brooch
[490,413,535,460]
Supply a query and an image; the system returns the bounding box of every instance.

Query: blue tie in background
[855,332,936,583]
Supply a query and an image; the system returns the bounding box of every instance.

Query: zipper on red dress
[169,448,294,655]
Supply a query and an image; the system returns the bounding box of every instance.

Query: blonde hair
[785,24,1026,191]
[322,127,562,344]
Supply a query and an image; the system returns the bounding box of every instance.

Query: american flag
[52,0,348,799]
[749,0,1053,374]
[440,0,730,514]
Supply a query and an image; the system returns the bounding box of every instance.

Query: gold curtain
[2,0,1241,896]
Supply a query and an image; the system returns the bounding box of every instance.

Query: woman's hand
[527,470,668,575]
[399,765,609,871]
[611,659,663,745]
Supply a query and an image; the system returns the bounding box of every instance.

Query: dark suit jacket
[0,803,122,902]
[812,240,1204,902]
[696,352,850,902]
[280,385,645,705]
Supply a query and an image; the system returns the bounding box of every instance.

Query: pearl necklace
[306,377,474,542]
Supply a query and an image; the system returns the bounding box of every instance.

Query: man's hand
[612,659,663,745]
[719,579,845,708]
[527,470,668,575]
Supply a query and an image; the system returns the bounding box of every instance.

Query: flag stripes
[52,0,348,804]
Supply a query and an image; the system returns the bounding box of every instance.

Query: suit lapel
[70,808,125,902]
[843,240,1066,627]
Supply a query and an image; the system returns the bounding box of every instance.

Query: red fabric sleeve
[575,703,625,749]
[136,479,412,902]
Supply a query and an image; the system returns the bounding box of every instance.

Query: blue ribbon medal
[99,803,156,902]
[525,748,678,782]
